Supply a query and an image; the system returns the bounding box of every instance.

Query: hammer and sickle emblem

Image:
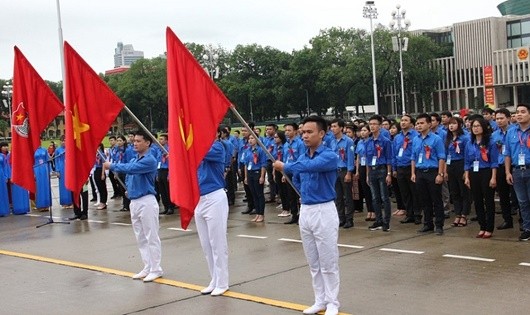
[179,115,193,150]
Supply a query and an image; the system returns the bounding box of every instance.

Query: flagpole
[56,0,66,104]
[96,150,127,190]
[122,106,168,155]
[229,105,300,197]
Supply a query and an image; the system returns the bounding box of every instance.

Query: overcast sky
[0,0,503,81]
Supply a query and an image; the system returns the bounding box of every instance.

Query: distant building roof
[105,66,130,76]
[498,0,530,16]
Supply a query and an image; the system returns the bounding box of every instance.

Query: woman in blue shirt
[274,131,290,218]
[354,125,375,221]
[464,117,499,238]
[244,135,267,222]
[444,117,471,227]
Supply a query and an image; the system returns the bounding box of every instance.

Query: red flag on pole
[11,47,64,193]
[166,27,231,229]
[64,42,124,202]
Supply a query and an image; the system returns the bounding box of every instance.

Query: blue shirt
[411,132,446,169]
[263,136,277,158]
[228,135,239,157]
[110,150,157,200]
[238,138,250,166]
[355,139,368,167]
[220,140,234,168]
[245,145,267,171]
[124,143,135,163]
[446,133,470,163]
[365,133,392,167]
[283,137,305,164]
[155,144,169,169]
[464,140,499,171]
[432,126,447,143]
[198,141,226,196]
[392,129,419,169]
[284,144,338,205]
[322,131,334,148]
[504,124,530,166]
[330,134,355,171]
[491,128,508,165]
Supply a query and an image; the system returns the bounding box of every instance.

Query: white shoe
[210,287,228,296]
[200,285,215,295]
[143,272,163,282]
[303,304,326,314]
[324,306,338,315]
[132,271,149,280]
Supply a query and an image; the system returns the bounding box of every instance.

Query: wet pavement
[1,179,530,315]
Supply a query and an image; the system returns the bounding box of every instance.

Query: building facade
[113,42,144,68]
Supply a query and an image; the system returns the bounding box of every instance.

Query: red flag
[11,47,64,193]
[166,27,231,229]
[64,42,124,202]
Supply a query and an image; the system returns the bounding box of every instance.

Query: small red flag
[166,27,231,229]
[11,47,64,193]
[64,42,124,202]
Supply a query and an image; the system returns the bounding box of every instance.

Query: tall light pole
[304,89,310,116]
[202,49,219,79]
[390,4,410,115]
[363,1,379,115]
[2,81,13,134]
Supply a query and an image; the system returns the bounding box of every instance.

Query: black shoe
[241,208,253,214]
[400,217,415,224]
[242,198,248,202]
[444,213,450,219]
[79,215,88,220]
[369,222,383,230]
[339,221,346,227]
[265,199,275,204]
[285,217,299,225]
[120,208,129,212]
[382,225,390,232]
[165,209,174,215]
[160,209,169,215]
[470,216,478,222]
[90,198,97,202]
[519,230,530,241]
[110,195,117,199]
[68,216,80,221]
[343,221,354,229]
[228,201,235,206]
[249,210,257,215]
[435,227,444,235]
[418,225,434,233]
[497,222,514,230]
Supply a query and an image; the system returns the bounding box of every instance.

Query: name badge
[473,160,480,172]
[519,153,526,166]
[157,162,161,169]
[360,156,366,166]
[247,162,252,170]
[418,153,423,164]
[398,148,404,157]
[502,145,506,155]
[446,154,451,165]
[371,156,377,166]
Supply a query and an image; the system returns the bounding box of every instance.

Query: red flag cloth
[11,47,64,193]
[166,27,231,229]
[64,42,124,203]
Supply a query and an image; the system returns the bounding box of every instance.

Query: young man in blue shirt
[366,115,393,232]
[103,130,163,282]
[273,116,341,315]
[411,113,447,235]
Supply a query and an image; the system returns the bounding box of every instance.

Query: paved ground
[1,179,530,315]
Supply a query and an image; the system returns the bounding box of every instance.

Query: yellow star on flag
[16,113,25,122]
[72,104,90,150]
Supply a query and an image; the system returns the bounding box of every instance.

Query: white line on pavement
[167,228,193,232]
[338,244,364,249]
[111,222,132,226]
[519,262,530,267]
[237,234,267,239]
[443,254,495,262]
[25,214,42,217]
[380,248,424,254]
[278,238,302,243]
[88,220,105,223]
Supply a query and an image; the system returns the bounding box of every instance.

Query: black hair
[234,130,240,135]
[469,117,492,147]
[330,118,345,128]
[368,115,383,124]
[302,115,327,132]
[134,129,152,146]
[440,111,452,118]
[495,108,511,118]
[117,135,126,142]
[416,113,432,123]
[445,117,464,148]
[430,112,441,123]
[109,135,116,140]
[0,142,8,147]
[482,107,495,114]
[517,103,530,112]
[159,133,168,140]
[265,123,278,130]
[275,130,287,144]
[248,122,255,130]
[284,122,299,130]
[402,114,416,125]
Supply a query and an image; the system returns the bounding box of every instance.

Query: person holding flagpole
[103,130,163,282]
[195,127,230,296]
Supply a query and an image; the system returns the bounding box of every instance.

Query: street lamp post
[2,81,13,133]
[363,1,379,115]
[304,89,310,117]
[390,4,410,115]
[202,49,219,79]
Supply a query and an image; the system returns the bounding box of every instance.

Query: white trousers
[194,188,229,290]
[299,201,340,309]
[130,194,163,274]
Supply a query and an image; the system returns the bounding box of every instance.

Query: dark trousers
[470,168,495,232]
[285,174,300,216]
[369,166,391,226]
[157,168,176,210]
[359,166,374,212]
[225,160,237,204]
[89,174,97,200]
[335,169,354,223]
[447,160,471,216]
[118,173,130,210]
[108,171,120,197]
[497,165,513,224]
[391,176,405,210]
[93,168,107,204]
[240,164,254,210]
[266,161,277,201]
[248,170,265,215]
[416,169,444,228]
[396,166,419,219]
[275,170,289,211]
[73,190,88,217]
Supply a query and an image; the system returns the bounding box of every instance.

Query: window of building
[511,22,521,36]
[522,36,530,46]
[523,21,530,35]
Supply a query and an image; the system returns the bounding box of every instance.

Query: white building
[113,42,144,68]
